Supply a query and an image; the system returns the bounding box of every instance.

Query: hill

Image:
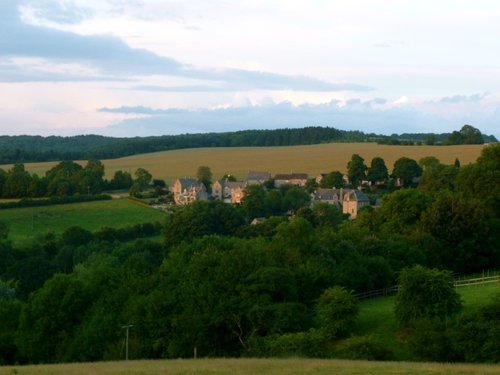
[4,143,486,183]
[0,126,495,164]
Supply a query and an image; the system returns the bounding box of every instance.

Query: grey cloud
[97,100,500,139]
[439,92,489,103]
[0,0,371,91]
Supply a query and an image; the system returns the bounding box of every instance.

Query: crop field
[1,143,485,183]
[355,282,500,361]
[1,357,499,375]
[0,198,166,244]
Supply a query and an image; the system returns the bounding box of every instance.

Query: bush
[315,286,358,338]
[407,318,456,362]
[249,329,330,358]
[335,335,392,361]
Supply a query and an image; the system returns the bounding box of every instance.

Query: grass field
[0,198,166,244]
[1,358,499,375]
[0,143,485,183]
[355,282,500,361]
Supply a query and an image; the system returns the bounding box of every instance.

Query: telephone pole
[122,324,133,360]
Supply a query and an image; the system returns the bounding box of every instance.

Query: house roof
[247,171,271,181]
[312,188,340,200]
[274,173,308,180]
[345,190,370,202]
[225,181,246,189]
[177,178,202,188]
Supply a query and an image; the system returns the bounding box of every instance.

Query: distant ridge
[0,126,496,164]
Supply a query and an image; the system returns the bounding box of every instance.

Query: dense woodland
[0,125,496,164]
[0,143,498,364]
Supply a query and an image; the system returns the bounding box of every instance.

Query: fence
[354,271,500,300]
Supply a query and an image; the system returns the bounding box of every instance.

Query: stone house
[342,190,370,219]
[171,178,208,205]
[274,173,308,188]
[310,188,344,207]
[213,179,246,204]
[246,171,272,185]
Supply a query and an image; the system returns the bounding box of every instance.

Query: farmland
[1,143,485,183]
[0,198,166,244]
[1,357,499,375]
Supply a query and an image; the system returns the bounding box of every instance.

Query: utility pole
[122,324,133,360]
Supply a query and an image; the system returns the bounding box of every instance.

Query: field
[1,143,485,183]
[1,358,499,375]
[355,282,500,361]
[0,198,166,244]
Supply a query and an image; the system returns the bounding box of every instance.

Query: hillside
[2,143,486,182]
[0,126,495,164]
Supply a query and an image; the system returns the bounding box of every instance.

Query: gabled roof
[274,173,308,180]
[312,188,340,200]
[345,190,370,202]
[177,178,202,188]
[225,181,246,189]
[247,171,271,180]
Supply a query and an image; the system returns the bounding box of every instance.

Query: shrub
[335,335,392,361]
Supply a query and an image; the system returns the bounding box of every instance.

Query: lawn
[1,143,485,183]
[1,358,499,375]
[355,282,500,361]
[0,198,166,244]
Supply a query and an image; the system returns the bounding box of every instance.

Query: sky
[1,0,500,138]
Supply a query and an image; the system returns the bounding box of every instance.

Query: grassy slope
[1,143,485,183]
[0,199,166,244]
[1,358,499,375]
[355,283,500,361]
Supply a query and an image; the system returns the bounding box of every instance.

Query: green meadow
[0,198,166,244]
[355,282,500,361]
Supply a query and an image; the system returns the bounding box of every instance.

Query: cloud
[439,92,490,104]
[0,0,370,92]
[97,98,500,139]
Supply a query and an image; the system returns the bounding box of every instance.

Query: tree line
[1,125,496,164]
[0,161,154,199]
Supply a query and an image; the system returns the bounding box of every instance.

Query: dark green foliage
[315,286,358,338]
[196,165,213,192]
[251,329,330,358]
[319,171,345,188]
[347,154,367,187]
[446,124,485,145]
[0,194,111,209]
[0,299,23,364]
[164,201,245,246]
[366,157,388,183]
[394,265,462,327]
[335,335,392,361]
[451,294,500,363]
[407,318,456,362]
[392,157,422,187]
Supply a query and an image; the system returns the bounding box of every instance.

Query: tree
[242,185,268,219]
[196,166,213,192]
[320,171,344,188]
[134,168,152,191]
[366,157,388,184]
[447,125,484,145]
[109,170,133,190]
[315,286,358,338]
[3,164,32,198]
[394,265,462,327]
[347,154,367,187]
[282,187,310,212]
[392,157,422,187]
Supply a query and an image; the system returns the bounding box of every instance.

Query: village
[170,171,371,219]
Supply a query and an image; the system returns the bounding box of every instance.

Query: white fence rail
[354,272,499,300]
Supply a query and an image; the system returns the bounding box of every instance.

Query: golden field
[1,358,499,375]
[1,143,485,183]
